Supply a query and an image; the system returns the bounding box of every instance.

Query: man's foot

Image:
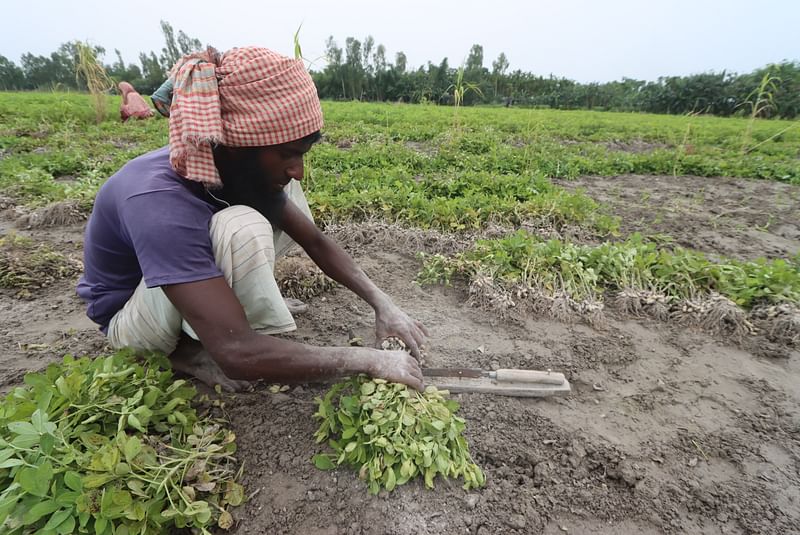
[284,297,308,315]
[170,338,251,393]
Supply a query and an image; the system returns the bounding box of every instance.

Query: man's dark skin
[162,135,427,391]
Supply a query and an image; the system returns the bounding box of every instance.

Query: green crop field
[2,90,800,535]
[1,93,799,214]
[1,91,799,331]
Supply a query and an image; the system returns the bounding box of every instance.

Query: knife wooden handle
[495,369,566,385]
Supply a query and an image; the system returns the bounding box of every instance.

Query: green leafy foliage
[315,103,800,183]
[312,376,484,494]
[0,93,166,208]
[418,231,800,309]
[2,93,798,231]
[307,155,618,233]
[0,350,244,534]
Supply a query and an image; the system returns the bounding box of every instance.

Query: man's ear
[212,145,241,172]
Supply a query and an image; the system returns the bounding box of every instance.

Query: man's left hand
[375,304,429,360]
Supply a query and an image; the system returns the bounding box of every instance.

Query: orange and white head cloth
[168,47,323,187]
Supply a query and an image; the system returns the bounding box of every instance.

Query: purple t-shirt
[77,146,285,332]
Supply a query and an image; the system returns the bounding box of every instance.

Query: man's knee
[210,205,275,257]
[209,205,278,281]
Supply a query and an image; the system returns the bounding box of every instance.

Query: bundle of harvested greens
[312,376,484,494]
[0,350,244,535]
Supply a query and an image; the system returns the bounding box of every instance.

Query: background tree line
[0,21,199,97]
[314,38,800,119]
[1,25,798,119]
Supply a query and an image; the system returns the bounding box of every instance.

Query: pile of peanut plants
[0,350,244,535]
[312,376,484,494]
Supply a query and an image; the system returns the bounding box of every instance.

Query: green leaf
[64,471,82,492]
[337,411,354,426]
[0,493,20,527]
[82,473,116,489]
[312,454,335,470]
[100,485,115,516]
[123,435,142,463]
[42,508,72,531]
[126,480,144,496]
[384,467,397,491]
[184,500,211,522]
[127,413,145,433]
[54,376,71,398]
[368,480,380,495]
[55,491,79,507]
[8,421,38,436]
[142,388,160,408]
[18,461,53,497]
[11,433,39,448]
[55,513,75,535]
[78,511,90,529]
[224,482,245,506]
[0,458,24,469]
[40,433,55,455]
[31,409,48,433]
[160,507,180,519]
[23,499,60,525]
[94,516,108,535]
[114,462,131,476]
[36,389,54,413]
[124,501,146,521]
[424,467,436,488]
[430,420,446,431]
[111,489,132,508]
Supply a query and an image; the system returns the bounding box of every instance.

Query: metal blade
[421,368,484,379]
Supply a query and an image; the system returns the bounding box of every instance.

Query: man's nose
[286,160,304,181]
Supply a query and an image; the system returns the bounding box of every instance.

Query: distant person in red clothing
[119,82,154,121]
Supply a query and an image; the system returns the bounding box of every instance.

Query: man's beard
[212,149,283,216]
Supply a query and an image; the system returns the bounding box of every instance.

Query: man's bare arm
[162,278,423,388]
[279,201,429,357]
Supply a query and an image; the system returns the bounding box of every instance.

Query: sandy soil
[0,176,798,535]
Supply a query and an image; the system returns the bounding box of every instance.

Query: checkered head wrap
[168,47,323,186]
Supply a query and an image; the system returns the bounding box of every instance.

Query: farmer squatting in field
[77,47,427,391]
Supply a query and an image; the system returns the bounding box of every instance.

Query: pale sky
[1,0,798,83]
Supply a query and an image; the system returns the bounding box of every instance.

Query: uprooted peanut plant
[312,376,484,494]
[0,350,244,535]
[418,231,800,340]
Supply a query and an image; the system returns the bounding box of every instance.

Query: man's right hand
[369,349,424,391]
[164,276,427,389]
